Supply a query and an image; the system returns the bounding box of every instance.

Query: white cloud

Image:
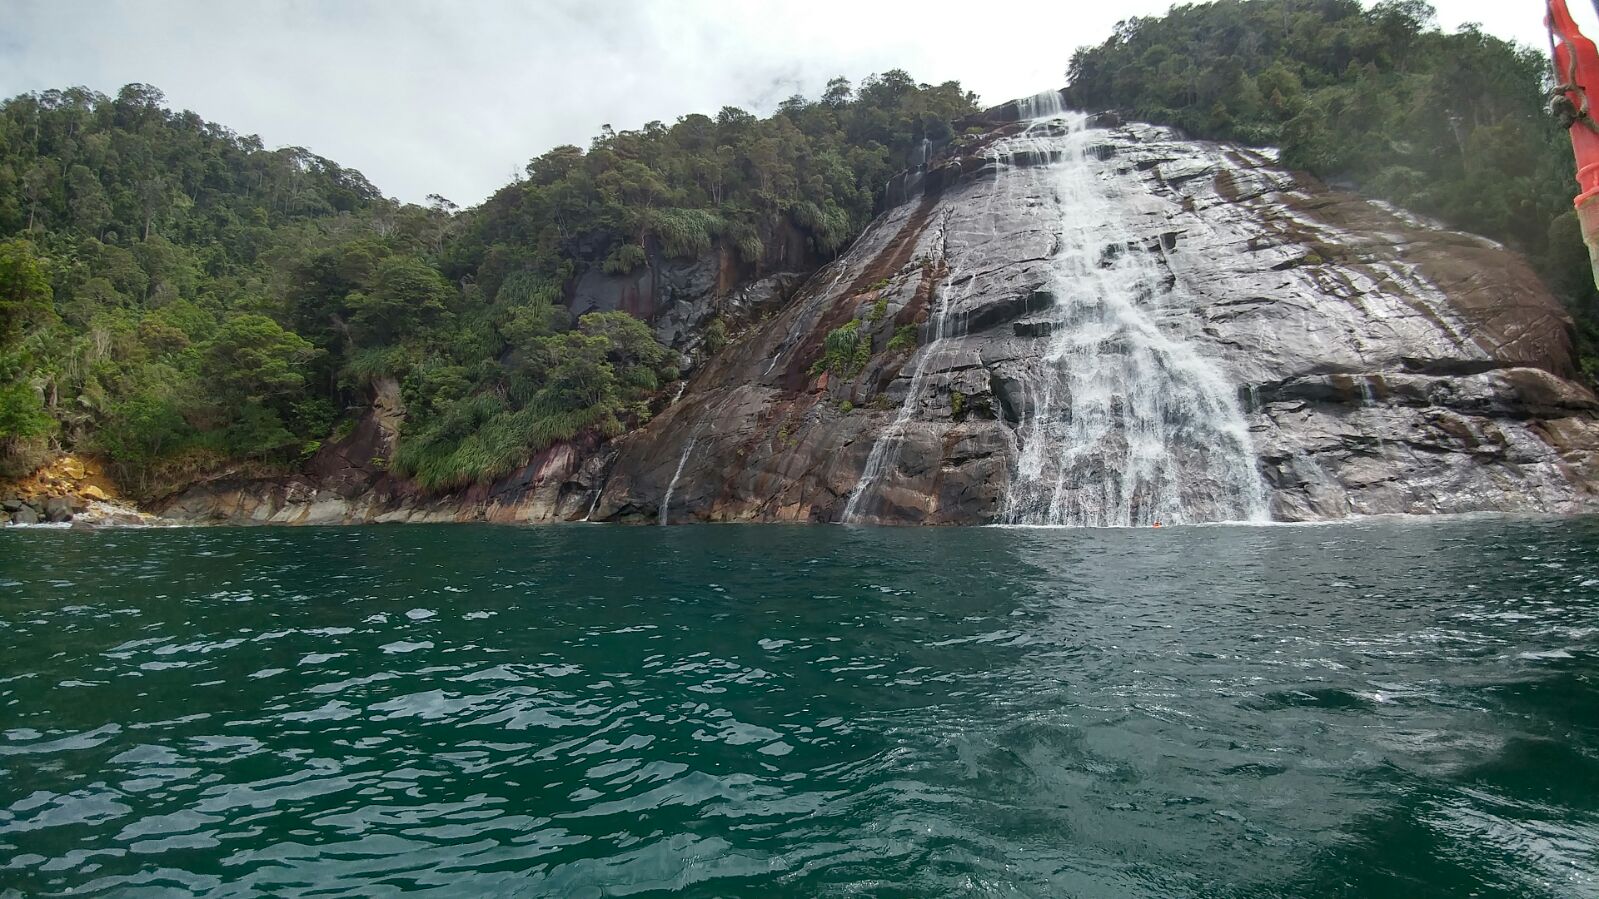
[0,0,1582,205]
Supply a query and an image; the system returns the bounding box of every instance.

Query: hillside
[2,0,1597,518]
[0,75,976,497]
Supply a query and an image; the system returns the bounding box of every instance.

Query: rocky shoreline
[1,455,166,528]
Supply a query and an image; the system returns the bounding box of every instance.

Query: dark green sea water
[1,518,1597,897]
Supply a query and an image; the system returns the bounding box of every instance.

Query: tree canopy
[0,74,978,491]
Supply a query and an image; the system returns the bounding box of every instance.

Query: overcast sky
[2,1,1588,206]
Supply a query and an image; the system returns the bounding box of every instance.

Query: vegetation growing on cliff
[0,76,977,493]
[0,237,56,475]
[813,320,873,380]
[1065,0,1599,378]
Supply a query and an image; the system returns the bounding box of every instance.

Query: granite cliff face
[160,93,1599,525]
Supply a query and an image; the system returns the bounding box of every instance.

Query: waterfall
[840,97,1265,527]
[659,435,699,526]
[1015,89,1064,121]
[582,468,610,522]
[996,108,1267,527]
[582,460,613,522]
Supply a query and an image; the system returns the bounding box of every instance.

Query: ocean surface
[1,518,1597,897]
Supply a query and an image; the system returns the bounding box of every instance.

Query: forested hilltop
[0,75,975,495]
[1066,0,1599,375]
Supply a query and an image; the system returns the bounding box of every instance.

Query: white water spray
[998,108,1267,526]
[1015,89,1065,121]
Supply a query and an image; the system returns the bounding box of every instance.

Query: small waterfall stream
[839,218,958,524]
[1000,108,1266,526]
[1359,376,1388,455]
[842,93,1059,524]
[659,434,700,526]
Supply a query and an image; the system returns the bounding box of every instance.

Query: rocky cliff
[157,93,1599,526]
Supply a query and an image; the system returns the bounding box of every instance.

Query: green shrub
[393,401,613,491]
[727,222,764,264]
[649,208,724,259]
[330,418,358,443]
[0,379,53,440]
[791,199,852,253]
[602,243,648,275]
[704,317,729,355]
[812,319,871,379]
[888,325,918,351]
[341,345,409,389]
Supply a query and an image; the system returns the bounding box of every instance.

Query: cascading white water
[841,96,1266,526]
[998,107,1268,527]
[1358,376,1388,454]
[1016,89,1065,121]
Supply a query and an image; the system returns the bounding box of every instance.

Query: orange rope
[1550,0,1599,134]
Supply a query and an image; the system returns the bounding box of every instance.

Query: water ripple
[0,518,1596,896]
